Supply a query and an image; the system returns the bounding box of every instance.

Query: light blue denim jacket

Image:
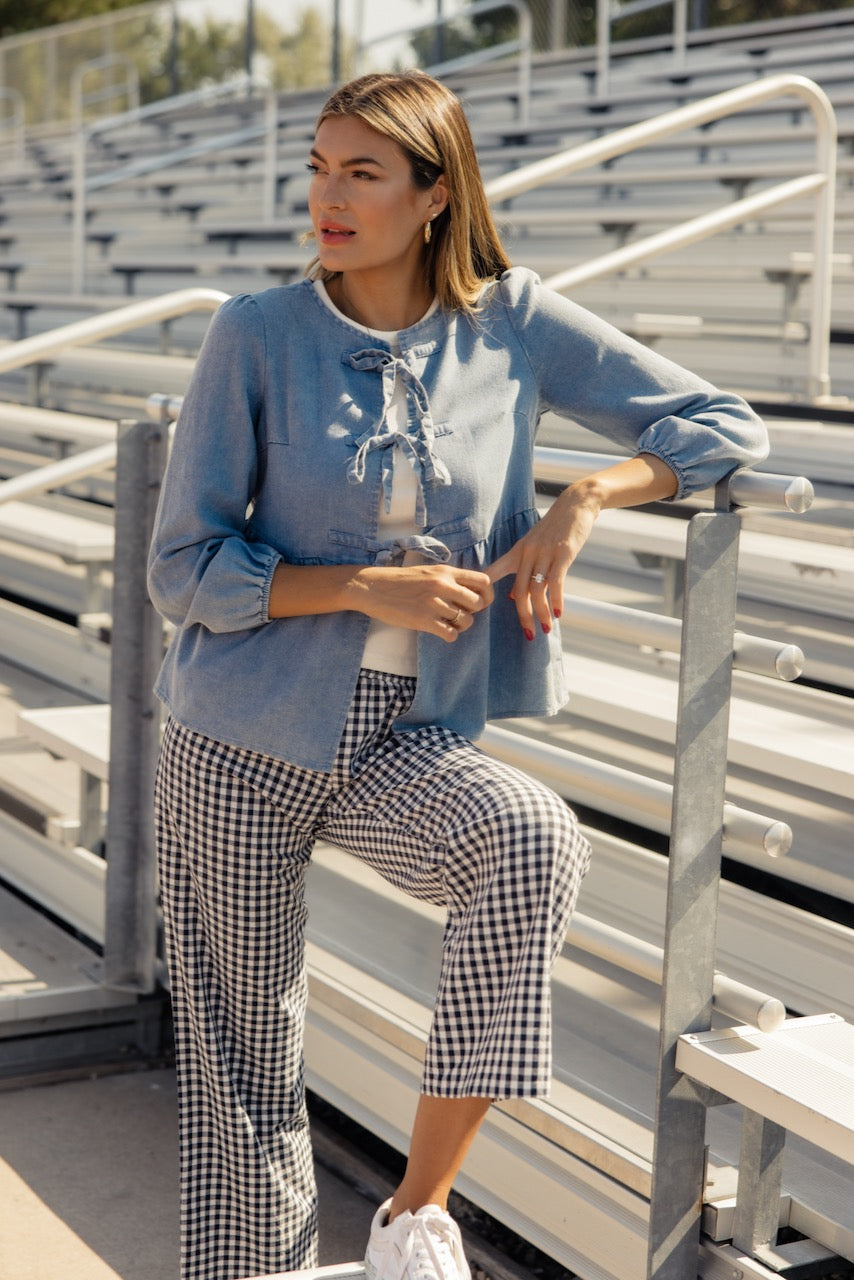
[148,267,768,769]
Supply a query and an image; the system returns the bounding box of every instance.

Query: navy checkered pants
[154,669,591,1280]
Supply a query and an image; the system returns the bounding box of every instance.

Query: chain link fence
[0,0,353,135]
[0,2,586,138]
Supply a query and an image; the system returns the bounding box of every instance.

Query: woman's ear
[429,173,450,219]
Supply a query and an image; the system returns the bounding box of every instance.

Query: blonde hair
[305,70,510,312]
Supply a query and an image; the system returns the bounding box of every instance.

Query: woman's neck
[328,272,433,332]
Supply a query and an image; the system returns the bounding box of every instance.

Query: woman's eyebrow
[309,146,386,168]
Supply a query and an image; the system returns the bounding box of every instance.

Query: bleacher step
[677,1014,854,1165]
[0,500,114,562]
[0,401,117,451]
[564,652,854,800]
[0,883,124,1027]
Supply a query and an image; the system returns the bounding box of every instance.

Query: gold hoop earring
[423,220,432,245]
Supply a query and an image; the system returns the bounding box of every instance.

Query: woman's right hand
[347,564,494,642]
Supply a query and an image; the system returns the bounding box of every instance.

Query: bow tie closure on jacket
[345,348,451,529]
[367,533,452,567]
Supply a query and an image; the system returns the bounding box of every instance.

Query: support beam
[103,420,168,993]
[733,1111,787,1257]
[647,507,741,1280]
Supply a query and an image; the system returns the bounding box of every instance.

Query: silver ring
[531,572,547,585]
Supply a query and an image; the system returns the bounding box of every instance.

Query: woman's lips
[320,224,355,244]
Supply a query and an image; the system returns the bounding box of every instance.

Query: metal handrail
[597,0,687,98]
[569,913,786,1031]
[0,287,226,376]
[0,87,25,159]
[72,77,252,292]
[533,446,815,512]
[0,288,228,509]
[357,0,533,123]
[481,723,792,858]
[483,73,837,399]
[71,53,140,132]
[564,596,805,682]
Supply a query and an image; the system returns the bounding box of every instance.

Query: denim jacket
[147,267,768,770]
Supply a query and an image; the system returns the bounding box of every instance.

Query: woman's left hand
[487,484,601,639]
[487,454,679,639]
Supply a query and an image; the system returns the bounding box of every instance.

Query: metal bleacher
[0,8,853,1280]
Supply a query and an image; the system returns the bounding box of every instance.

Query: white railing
[0,86,25,160]
[71,52,140,131]
[597,0,687,97]
[0,288,227,509]
[71,78,253,292]
[566,912,785,1030]
[483,73,837,400]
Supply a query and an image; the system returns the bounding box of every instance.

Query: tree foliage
[138,5,350,101]
[0,0,138,39]
[256,6,354,91]
[138,15,245,103]
[407,0,854,56]
[610,0,854,43]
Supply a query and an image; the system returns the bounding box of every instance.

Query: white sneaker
[364,1198,472,1280]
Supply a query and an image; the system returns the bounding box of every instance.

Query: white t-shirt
[314,282,440,676]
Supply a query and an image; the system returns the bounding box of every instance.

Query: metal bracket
[687,1080,733,1108]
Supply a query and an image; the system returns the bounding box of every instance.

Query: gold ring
[451,607,462,625]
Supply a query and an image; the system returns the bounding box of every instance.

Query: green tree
[0,0,138,39]
[137,14,245,103]
[256,6,354,91]
[135,5,347,103]
[408,1,589,62]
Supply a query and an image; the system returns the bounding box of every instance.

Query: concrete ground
[0,1067,376,1280]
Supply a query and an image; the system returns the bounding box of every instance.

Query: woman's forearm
[268,562,365,619]
[561,451,678,516]
[268,560,494,641]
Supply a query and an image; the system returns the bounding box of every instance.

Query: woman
[149,70,768,1280]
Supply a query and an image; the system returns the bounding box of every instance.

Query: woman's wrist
[339,565,381,618]
[561,475,607,513]
[269,562,371,619]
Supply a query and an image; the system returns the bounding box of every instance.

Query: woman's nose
[319,175,345,209]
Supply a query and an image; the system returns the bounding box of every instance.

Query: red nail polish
[541,622,551,635]
[553,607,562,619]
[524,628,534,642]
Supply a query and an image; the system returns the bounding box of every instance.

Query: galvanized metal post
[732,1111,787,1256]
[646,497,741,1280]
[332,0,342,82]
[103,419,168,993]
[72,124,88,294]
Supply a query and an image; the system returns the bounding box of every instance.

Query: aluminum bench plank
[0,884,127,1026]
[17,704,110,781]
[0,500,114,562]
[563,652,854,800]
[574,507,854,621]
[677,1015,854,1165]
[0,401,116,450]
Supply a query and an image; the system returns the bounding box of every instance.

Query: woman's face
[308,115,447,283]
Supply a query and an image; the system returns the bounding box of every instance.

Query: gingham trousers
[154,669,592,1280]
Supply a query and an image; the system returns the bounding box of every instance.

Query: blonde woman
[149,70,768,1280]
